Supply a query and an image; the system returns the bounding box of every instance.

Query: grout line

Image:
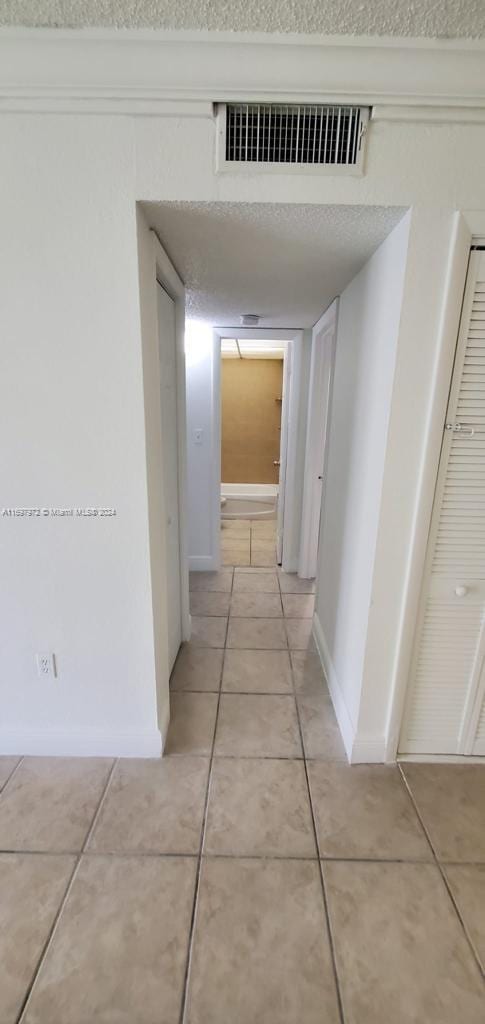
[0,755,25,798]
[1,845,468,865]
[289,653,346,1024]
[398,765,485,979]
[16,759,118,1024]
[173,688,293,696]
[178,565,234,1024]
[82,759,118,851]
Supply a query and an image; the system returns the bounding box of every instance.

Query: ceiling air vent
[216,103,368,175]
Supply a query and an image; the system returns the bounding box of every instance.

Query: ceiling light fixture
[240,314,261,327]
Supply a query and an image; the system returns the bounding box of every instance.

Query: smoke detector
[240,314,261,327]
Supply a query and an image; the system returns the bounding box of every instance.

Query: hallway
[1,561,484,1023]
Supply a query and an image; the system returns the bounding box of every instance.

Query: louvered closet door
[400,251,485,756]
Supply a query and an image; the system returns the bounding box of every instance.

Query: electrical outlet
[36,652,57,679]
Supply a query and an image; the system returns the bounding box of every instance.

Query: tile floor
[221,516,279,567]
[1,557,484,1022]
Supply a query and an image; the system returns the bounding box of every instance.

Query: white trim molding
[0,29,485,117]
[299,300,338,580]
[0,727,163,758]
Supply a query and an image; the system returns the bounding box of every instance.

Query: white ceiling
[144,201,406,328]
[222,338,286,359]
[2,1,484,37]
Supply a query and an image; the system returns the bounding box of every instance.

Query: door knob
[273,460,281,466]
[455,585,468,597]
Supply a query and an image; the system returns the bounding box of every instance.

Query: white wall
[0,49,484,758]
[0,117,161,756]
[185,323,221,571]
[314,213,410,757]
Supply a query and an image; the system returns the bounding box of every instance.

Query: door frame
[212,326,304,571]
[299,300,339,579]
[152,230,191,643]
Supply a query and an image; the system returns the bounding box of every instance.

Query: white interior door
[157,282,182,670]
[276,346,291,564]
[400,250,485,756]
[299,300,338,579]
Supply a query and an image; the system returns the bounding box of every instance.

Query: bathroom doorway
[219,336,288,567]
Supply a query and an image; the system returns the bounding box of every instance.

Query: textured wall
[1,0,485,37]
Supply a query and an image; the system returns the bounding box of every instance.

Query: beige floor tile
[444,864,485,971]
[298,693,348,761]
[0,758,113,853]
[214,694,302,758]
[232,570,279,592]
[186,858,339,1024]
[279,572,316,594]
[189,591,231,616]
[222,649,293,694]
[0,853,75,1023]
[324,861,485,1024]
[23,855,196,1024]
[221,534,249,547]
[401,764,485,862]
[285,617,315,650]
[309,763,431,859]
[251,543,277,567]
[222,546,250,567]
[230,592,283,618]
[251,519,276,533]
[251,532,277,545]
[189,569,233,592]
[221,519,251,535]
[251,534,277,547]
[282,593,315,618]
[190,615,227,648]
[88,757,209,855]
[165,693,218,755]
[291,651,327,695]
[204,757,316,857]
[170,646,224,692]
[234,566,276,573]
[227,617,287,650]
[0,756,20,790]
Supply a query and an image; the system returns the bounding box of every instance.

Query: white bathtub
[221,483,278,520]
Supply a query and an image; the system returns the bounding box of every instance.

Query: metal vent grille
[223,104,366,168]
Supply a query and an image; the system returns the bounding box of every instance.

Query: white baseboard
[312,613,387,764]
[399,752,485,764]
[0,727,163,758]
[221,483,278,500]
[312,613,353,762]
[351,732,388,763]
[189,555,218,571]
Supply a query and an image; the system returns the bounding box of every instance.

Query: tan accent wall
[221,358,283,484]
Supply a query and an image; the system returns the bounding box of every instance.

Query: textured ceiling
[2,0,485,37]
[143,201,406,328]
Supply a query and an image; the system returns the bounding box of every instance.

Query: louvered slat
[400,251,485,755]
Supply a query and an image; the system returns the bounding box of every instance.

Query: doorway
[157,281,183,670]
[219,336,286,568]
